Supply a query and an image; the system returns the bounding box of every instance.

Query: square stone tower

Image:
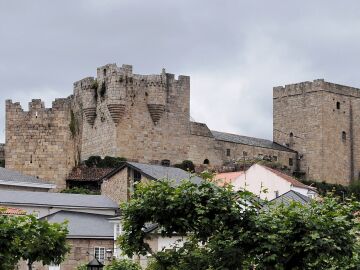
[273,79,360,185]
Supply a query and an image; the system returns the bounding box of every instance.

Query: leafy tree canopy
[119,179,360,270]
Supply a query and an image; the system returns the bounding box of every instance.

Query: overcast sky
[1,0,360,143]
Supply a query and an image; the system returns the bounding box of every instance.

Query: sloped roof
[214,171,244,186]
[0,206,26,215]
[41,211,114,238]
[103,162,203,185]
[270,190,311,205]
[211,130,296,152]
[67,166,114,182]
[0,190,118,209]
[0,167,55,189]
[260,165,316,191]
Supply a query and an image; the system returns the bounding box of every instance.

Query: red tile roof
[67,166,114,182]
[0,206,26,216]
[215,171,244,187]
[260,165,316,191]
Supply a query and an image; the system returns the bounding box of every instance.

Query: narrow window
[30,154,33,164]
[336,101,340,109]
[289,158,293,166]
[103,69,107,76]
[94,247,105,262]
[342,131,347,141]
[243,151,248,157]
[290,132,293,138]
[226,149,231,157]
[203,159,210,165]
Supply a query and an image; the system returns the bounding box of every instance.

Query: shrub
[61,187,100,195]
[104,259,141,270]
[173,160,195,172]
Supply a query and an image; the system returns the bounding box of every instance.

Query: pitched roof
[211,130,296,153]
[0,167,56,189]
[41,211,114,238]
[259,164,316,191]
[270,190,311,205]
[104,162,203,185]
[67,166,114,182]
[214,171,244,186]
[0,190,118,209]
[0,206,26,215]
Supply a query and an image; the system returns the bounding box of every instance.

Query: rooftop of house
[258,164,316,191]
[211,130,296,153]
[270,190,311,205]
[104,161,203,185]
[0,167,56,189]
[214,171,244,186]
[67,165,114,182]
[41,210,114,239]
[0,190,118,209]
[0,206,26,215]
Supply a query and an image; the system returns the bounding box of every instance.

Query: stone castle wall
[274,79,360,185]
[5,63,298,188]
[5,98,76,189]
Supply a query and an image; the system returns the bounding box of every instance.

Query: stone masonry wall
[18,238,114,270]
[273,79,360,185]
[101,167,129,203]
[5,98,76,189]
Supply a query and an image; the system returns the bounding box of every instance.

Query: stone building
[274,79,360,185]
[4,63,297,188]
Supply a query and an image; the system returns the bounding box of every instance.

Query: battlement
[6,98,72,114]
[274,79,360,98]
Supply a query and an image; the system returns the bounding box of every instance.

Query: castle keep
[7,63,345,189]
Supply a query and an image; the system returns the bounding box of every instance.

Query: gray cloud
[1,0,360,142]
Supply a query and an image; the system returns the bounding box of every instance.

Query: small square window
[226,149,231,157]
[289,158,293,166]
[273,156,278,162]
[243,151,248,156]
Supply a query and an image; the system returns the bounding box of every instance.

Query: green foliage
[91,80,99,91]
[76,263,87,270]
[0,215,69,269]
[69,110,77,137]
[197,170,216,181]
[104,259,141,270]
[61,187,100,195]
[173,160,195,173]
[119,179,360,270]
[301,179,360,200]
[84,156,126,168]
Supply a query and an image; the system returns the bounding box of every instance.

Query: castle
[3,63,359,188]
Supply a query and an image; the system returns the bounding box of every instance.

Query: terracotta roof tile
[0,206,26,215]
[67,166,114,182]
[215,171,244,186]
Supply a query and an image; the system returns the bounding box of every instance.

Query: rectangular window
[243,151,247,156]
[273,156,278,162]
[226,149,231,157]
[94,247,105,262]
[133,170,142,183]
[289,158,293,166]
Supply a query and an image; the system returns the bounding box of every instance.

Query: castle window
[336,101,340,110]
[289,132,293,138]
[243,151,248,157]
[103,69,107,76]
[161,159,170,167]
[273,156,278,162]
[289,158,293,166]
[226,149,231,157]
[342,131,347,141]
[30,154,33,164]
[203,159,210,165]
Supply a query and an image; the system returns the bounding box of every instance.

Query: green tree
[119,179,360,270]
[0,215,69,270]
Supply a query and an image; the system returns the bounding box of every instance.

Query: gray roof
[270,190,311,205]
[0,167,56,189]
[0,190,118,209]
[211,130,296,152]
[41,211,114,238]
[127,162,203,185]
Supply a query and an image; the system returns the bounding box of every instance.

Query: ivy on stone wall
[84,155,126,168]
